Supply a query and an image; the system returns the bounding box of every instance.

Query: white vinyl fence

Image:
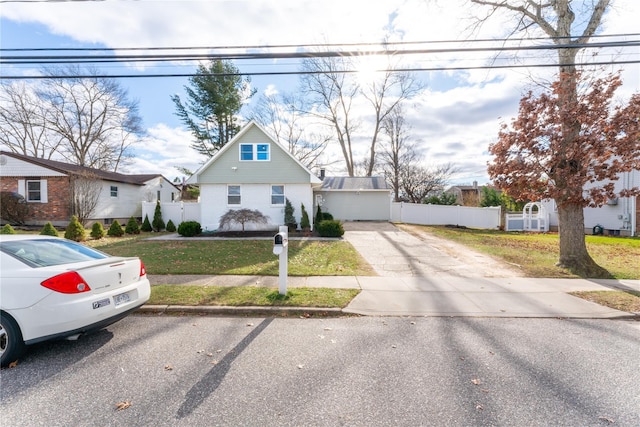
[391,202,501,229]
[141,201,201,227]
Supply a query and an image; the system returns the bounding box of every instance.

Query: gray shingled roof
[0,151,165,186]
[321,176,389,191]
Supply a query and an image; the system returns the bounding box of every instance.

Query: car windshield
[0,239,109,268]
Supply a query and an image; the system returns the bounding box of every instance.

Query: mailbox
[273,232,288,255]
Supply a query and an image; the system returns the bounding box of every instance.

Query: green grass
[148,285,359,307]
[87,236,374,276]
[412,226,640,280]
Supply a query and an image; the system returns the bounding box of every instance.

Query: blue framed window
[271,185,285,205]
[240,144,254,160]
[239,143,270,161]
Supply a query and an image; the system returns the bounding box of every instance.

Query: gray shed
[315,176,391,221]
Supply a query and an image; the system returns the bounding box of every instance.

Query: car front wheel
[0,313,26,367]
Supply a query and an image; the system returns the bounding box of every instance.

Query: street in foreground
[1,315,639,426]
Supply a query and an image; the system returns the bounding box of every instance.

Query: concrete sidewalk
[144,274,640,319]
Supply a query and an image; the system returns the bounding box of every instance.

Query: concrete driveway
[342,221,522,278]
[340,222,638,318]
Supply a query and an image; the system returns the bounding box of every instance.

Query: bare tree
[379,105,421,202]
[219,209,270,231]
[38,66,143,171]
[360,53,423,176]
[469,0,614,275]
[252,92,329,168]
[301,56,360,176]
[70,171,103,226]
[401,163,457,204]
[0,81,62,158]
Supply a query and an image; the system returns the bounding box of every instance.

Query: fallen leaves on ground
[115,401,131,411]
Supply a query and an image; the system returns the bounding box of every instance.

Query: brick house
[0,151,179,227]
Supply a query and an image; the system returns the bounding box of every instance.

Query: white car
[0,234,151,366]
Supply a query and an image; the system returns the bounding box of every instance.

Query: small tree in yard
[300,204,311,230]
[40,222,59,236]
[1,224,16,234]
[284,198,296,230]
[90,222,106,239]
[166,219,176,232]
[64,215,85,242]
[141,214,152,232]
[107,220,124,237]
[219,209,269,231]
[125,216,140,234]
[488,72,640,276]
[152,201,165,232]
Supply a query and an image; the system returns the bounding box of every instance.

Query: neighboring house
[446,181,487,206]
[0,151,179,226]
[316,176,391,221]
[186,121,323,231]
[541,169,639,237]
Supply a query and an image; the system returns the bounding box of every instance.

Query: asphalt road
[2,315,639,426]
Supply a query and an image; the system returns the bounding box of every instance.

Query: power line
[2,59,637,80]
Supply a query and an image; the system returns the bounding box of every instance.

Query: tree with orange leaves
[488,72,640,276]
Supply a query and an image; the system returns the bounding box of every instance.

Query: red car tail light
[41,271,91,294]
[140,260,147,277]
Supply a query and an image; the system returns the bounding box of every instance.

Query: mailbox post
[273,225,288,295]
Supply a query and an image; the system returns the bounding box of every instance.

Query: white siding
[92,181,142,220]
[0,155,66,177]
[140,176,179,204]
[199,183,313,231]
[319,191,391,221]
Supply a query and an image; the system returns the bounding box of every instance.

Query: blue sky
[1,0,639,184]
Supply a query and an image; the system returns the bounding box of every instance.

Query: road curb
[137,304,350,317]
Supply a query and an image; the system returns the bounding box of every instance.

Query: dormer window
[240,143,270,161]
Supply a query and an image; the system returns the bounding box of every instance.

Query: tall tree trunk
[557,203,610,277]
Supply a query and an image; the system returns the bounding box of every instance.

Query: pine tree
[152,201,165,232]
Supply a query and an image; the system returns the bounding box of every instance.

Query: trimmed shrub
[300,203,311,230]
[322,212,334,221]
[316,220,344,237]
[1,224,16,234]
[166,219,176,232]
[141,214,152,232]
[125,216,140,234]
[90,222,106,239]
[64,215,86,242]
[40,222,59,237]
[152,201,165,232]
[107,220,124,237]
[284,198,296,229]
[177,221,202,237]
[314,205,323,226]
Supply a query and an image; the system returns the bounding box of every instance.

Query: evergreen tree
[40,222,59,236]
[141,214,152,232]
[125,216,140,234]
[90,222,106,239]
[300,203,311,230]
[107,220,124,237]
[152,201,165,232]
[64,215,86,242]
[171,60,256,157]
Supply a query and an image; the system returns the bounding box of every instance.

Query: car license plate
[113,292,131,307]
[93,298,110,310]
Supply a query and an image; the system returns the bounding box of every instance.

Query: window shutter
[40,180,48,203]
[18,179,26,197]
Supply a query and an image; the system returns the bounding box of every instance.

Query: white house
[541,169,639,236]
[186,121,323,231]
[0,151,179,226]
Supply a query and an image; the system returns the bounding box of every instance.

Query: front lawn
[88,237,374,276]
[410,225,640,280]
